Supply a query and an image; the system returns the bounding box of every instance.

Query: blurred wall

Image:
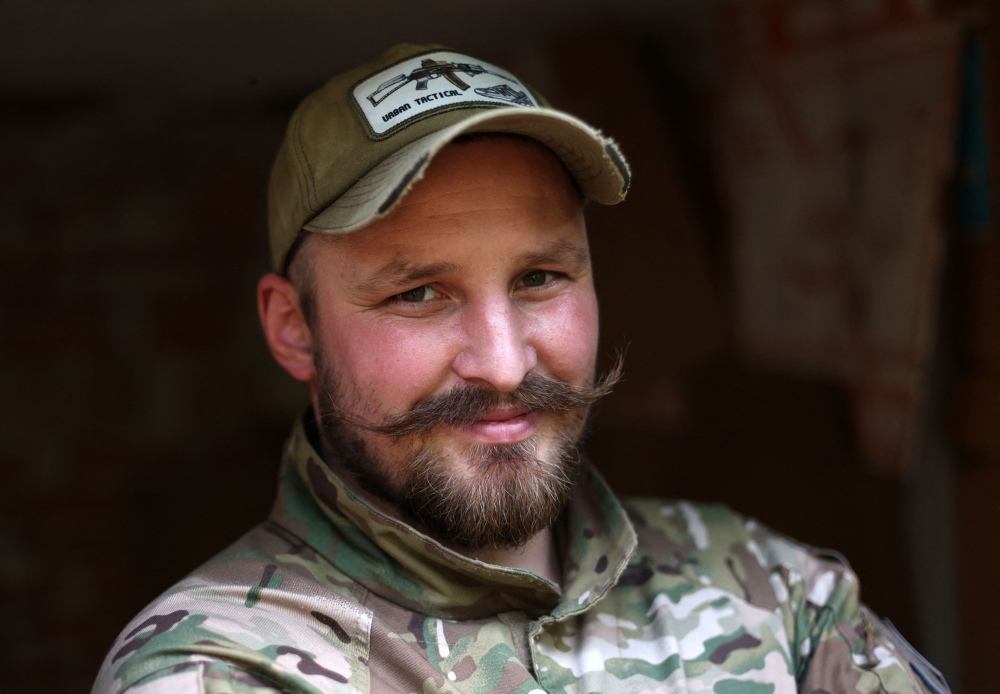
[938,2,1000,692]
[0,96,306,687]
[0,1,992,692]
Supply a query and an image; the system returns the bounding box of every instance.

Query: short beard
[313,357,622,550]
[399,432,580,549]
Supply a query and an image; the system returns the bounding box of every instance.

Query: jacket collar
[269,414,637,620]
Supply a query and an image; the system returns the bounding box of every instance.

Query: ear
[257,272,315,383]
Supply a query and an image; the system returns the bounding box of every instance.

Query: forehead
[317,137,587,262]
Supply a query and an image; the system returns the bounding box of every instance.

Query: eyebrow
[355,259,461,294]
[513,240,590,269]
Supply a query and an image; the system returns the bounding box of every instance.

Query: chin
[394,416,583,549]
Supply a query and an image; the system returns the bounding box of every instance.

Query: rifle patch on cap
[351,51,539,140]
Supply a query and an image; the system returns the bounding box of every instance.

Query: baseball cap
[267,43,632,271]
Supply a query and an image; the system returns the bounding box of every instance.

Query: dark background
[0,1,997,692]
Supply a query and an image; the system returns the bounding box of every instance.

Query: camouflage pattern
[93,416,949,694]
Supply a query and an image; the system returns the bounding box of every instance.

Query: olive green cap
[267,43,631,271]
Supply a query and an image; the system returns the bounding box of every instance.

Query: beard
[313,354,621,551]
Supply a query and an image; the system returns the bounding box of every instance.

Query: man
[93,44,948,694]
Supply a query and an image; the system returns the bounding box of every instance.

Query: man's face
[301,137,603,549]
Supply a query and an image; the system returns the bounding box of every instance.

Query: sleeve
[749,521,951,694]
[120,661,286,694]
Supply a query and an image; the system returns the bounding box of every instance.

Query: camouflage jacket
[93,416,949,694]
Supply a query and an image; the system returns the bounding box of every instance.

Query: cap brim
[303,108,630,236]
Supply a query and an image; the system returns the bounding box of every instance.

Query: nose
[451,296,537,392]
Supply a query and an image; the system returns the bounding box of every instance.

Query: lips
[454,408,542,444]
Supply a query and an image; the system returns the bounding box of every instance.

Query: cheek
[322,317,460,408]
[529,289,600,382]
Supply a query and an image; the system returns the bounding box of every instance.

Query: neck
[466,527,561,585]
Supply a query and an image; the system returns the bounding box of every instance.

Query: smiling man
[267,134,606,584]
[94,45,947,694]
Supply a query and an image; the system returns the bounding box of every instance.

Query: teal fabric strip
[955,33,994,239]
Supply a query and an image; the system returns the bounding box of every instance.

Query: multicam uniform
[93,416,948,694]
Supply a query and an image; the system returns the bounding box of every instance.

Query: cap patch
[352,51,539,140]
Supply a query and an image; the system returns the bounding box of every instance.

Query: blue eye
[521,270,550,287]
[395,285,438,302]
